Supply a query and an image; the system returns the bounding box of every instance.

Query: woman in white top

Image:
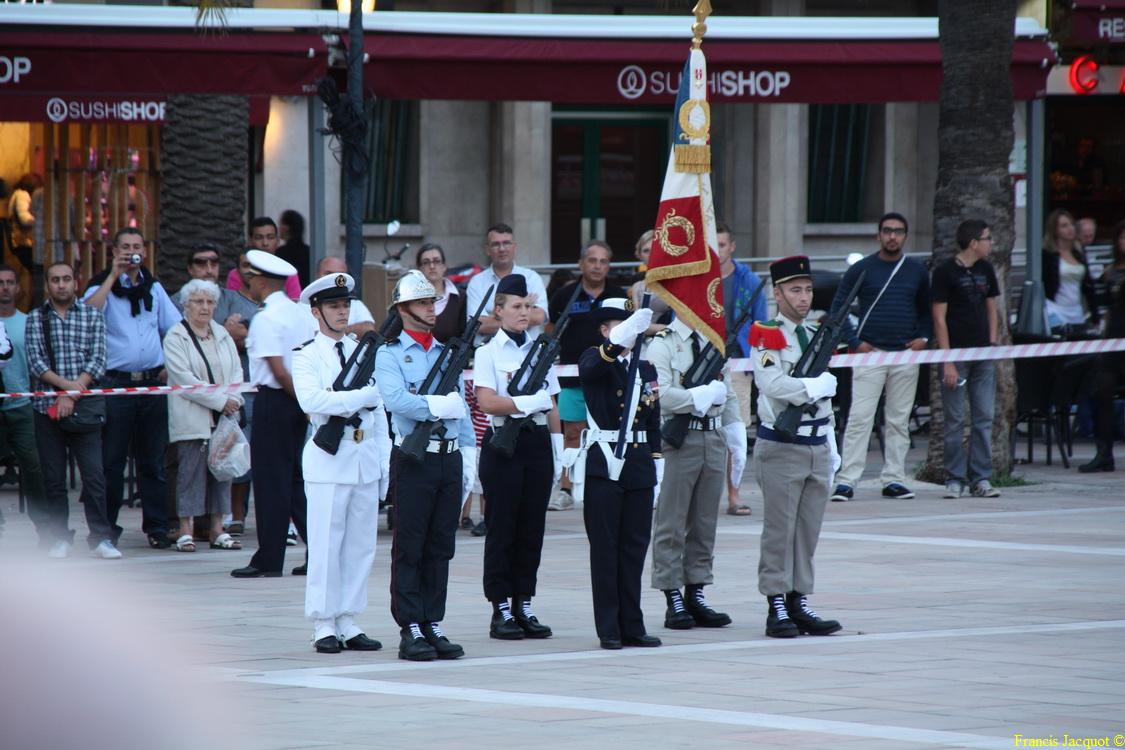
[473,273,562,641]
[1042,209,1099,333]
[164,279,245,552]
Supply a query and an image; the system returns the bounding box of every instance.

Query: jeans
[33,410,114,547]
[102,375,169,539]
[941,360,996,486]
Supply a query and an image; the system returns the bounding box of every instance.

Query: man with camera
[84,228,181,549]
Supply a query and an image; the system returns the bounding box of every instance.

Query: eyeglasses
[488,240,515,250]
[191,257,220,266]
[419,258,445,267]
[880,227,907,237]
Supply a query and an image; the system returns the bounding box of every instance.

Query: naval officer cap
[245,249,297,280]
[769,255,813,285]
[593,296,635,323]
[495,273,528,297]
[301,272,356,306]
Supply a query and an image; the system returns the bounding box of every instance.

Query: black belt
[757,425,828,446]
[688,416,720,431]
[105,367,162,381]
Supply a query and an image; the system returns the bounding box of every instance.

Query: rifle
[609,292,651,479]
[772,270,866,441]
[489,281,582,457]
[399,284,494,462]
[312,310,402,456]
[661,280,766,449]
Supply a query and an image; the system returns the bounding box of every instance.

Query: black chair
[1012,356,1062,466]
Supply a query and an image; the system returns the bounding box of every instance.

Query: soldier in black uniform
[568,298,663,650]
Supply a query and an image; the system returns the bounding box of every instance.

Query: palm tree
[158,94,249,291]
[918,0,1017,482]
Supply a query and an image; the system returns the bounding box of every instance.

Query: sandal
[210,533,242,550]
[175,534,196,552]
[726,505,752,516]
[227,520,244,537]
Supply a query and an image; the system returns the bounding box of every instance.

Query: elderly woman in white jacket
[164,279,245,552]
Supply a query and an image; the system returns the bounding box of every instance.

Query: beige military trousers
[755,437,831,596]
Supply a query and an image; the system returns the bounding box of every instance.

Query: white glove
[376,426,392,501]
[608,308,654,346]
[424,393,465,421]
[652,457,665,508]
[551,433,564,486]
[800,372,837,402]
[722,422,748,487]
[708,379,728,407]
[688,384,714,415]
[511,391,553,415]
[826,427,841,483]
[460,446,477,504]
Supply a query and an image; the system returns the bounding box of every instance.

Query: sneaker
[470,520,487,537]
[881,483,915,499]
[287,523,299,546]
[547,487,573,511]
[92,540,123,559]
[47,540,70,559]
[830,484,853,502]
[943,482,964,499]
[970,480,1001,498]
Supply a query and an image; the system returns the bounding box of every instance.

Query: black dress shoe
[315,636,341,654]
[291,564,308,576]
[599,637,623,650]
[664,606,695,630]
[622,634,662,647]
[422,623,464,660]
[230,565,282,578]
[147,534,172,550]
[398,627,437,662]
[785,592,842,636]
[515,612,553,639]
[490,611,525,640]
[344,633,383,651]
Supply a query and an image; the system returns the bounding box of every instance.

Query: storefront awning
[0,30,327,99]
[363,34,1055,104]
[0,94,273,125]
[1069,0,1125,45]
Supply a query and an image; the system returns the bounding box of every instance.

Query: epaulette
[748,320,787,351]
[653,328,672,338]
[292,338,315,351]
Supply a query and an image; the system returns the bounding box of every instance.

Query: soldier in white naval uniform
[292,273,387,654]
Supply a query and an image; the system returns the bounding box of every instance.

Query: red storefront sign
[1069,0,1125,45]
[363,34,1055,104]
[0,30,327,98]
[0,94,272,124]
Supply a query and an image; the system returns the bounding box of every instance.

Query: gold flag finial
[691,0,712,49]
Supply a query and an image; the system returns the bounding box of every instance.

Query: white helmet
[389,269,442,309]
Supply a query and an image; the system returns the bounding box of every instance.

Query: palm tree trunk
[919,0,1017,483]
[159,95,249,292]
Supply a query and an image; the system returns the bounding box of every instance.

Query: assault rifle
[489,281,582,457]
[661,281,766,449]
[772,270,866,441]
[312,311,402,456]
[399,285,494,462]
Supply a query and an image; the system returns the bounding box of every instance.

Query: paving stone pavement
[0,440,1121,750]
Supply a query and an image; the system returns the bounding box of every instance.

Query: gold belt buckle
[353,429,364,442]
[130,371,144,382]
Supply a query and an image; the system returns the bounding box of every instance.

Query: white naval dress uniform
[292,331,388,642]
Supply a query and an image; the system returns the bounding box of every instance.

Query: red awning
[1069,0,1125,45]
[0,94,272,125]
[0,30,327,98]
[364,34,1055,104]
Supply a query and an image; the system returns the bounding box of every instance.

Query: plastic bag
[208,414,251,482]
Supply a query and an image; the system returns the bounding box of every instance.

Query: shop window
[345,99,419,225]
[807,103,875,223]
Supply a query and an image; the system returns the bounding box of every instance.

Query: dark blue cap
[496,273,528,297]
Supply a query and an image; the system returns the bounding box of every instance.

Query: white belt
[345,428,369,443]
[687,416,720,431]
[586,429,648,444]
[492,413,548,428]
[393,435,460,454]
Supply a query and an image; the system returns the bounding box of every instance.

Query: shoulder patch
[292,337,315,351]
[748,321,787,351]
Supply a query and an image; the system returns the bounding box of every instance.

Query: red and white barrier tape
[6,338,1122,398]
[0,382,254,400]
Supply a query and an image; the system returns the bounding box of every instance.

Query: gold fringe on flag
[674,144,711,173]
